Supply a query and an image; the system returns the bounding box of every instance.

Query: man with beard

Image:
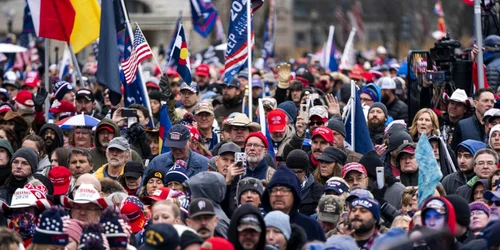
[90,119,142,170]
[441,89,470,144]
[228,204,267,250]
[268,109,294,158]
[309,127,335,171]
[347,198,381,249]
[94,137,131,180]
[75,88,103,119]
[367,103,388,145]
[176,82,199,118]
[38,124,64,157]
[214,79,244,126]
[442,140,486,195]
[187,198,220,241]
[379,77,408,123]
[243,132,275,182]
[0,148,38,226]
[195,64,212,95]
[146,124,209,178]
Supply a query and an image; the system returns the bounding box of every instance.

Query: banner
[194,45,225,66]
[261,0,275,63]
[190,0,218,38]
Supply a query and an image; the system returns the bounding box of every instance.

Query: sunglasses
[309,121,324,126]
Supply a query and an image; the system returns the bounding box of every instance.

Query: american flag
[121,27,152,85]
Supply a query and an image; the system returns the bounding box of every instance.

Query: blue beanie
[264,211,291,240]
[32,206,69,245]
[277,101,297,123]
[350,198,381,224]
[52,81,74,101]
[99,209,128,248]
[165,160,189,184]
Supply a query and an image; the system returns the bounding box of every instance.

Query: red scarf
[310,153,319,168]
[125,186,138,196]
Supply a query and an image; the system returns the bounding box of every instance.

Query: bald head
[75,173,102,191]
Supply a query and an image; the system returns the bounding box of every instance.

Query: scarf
[8,176,28,193]
[0,165,10,185]
[310,153,319,167]
[125,186,138,196]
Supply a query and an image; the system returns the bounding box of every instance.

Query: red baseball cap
[268,109,287,133]
[167,68,180,77]
[120,197,146,233]
[97,125,115,133]
[341,163,368,178]
[312,127,334,143]
[196,64,210,77]
[13,90,34,107]
[144,187,175,202]
[48,166,72,196]
[49,100,76,114]
[24,71,40,88]
[146,82,160,89]
[186,125,201,142]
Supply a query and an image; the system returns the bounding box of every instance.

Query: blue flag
[121,26,151,113]
[345,89,374,154]
[261,0,275,64]
[96,0,122,106]
[22,0,35,34]
[224,0,263,84]
[190,0,218,38]
[417,132,443,208]
[170,24,192,84]
[159,104,172,154]
[328,41,338,72]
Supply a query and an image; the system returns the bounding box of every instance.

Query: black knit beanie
[359,150,384,179]
[11,147,38,175]
[388,131,413,152]
[368,102,388,119]
[327,118,346,138]
[286,149,310,171]
[149,91,162,103]
[445,194,471,227]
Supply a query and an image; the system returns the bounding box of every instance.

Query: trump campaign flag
[170,24,192,84]
[27,0,75,42]
[224,0,264,83]
[261,0,275,63]
[121,26,153,112]
[190,0,218,38]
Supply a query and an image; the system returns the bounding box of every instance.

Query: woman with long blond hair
[408,108,440,141]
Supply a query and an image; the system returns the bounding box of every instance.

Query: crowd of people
[2,43,500,250]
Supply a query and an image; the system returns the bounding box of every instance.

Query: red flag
[27,0,76,42]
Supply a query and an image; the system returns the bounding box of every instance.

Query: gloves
[277,63,291,89]
[159,74,173,101]
[33,88,48,112]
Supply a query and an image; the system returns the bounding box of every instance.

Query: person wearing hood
[262,166,325,241]
[90,119,142,170]
[184,171,230,239]
[395,142,418,186]
[428,136,458,178]
[456,148,498,200]
[469,179,488,203]
[228,204,267,250]
[442,139,486,195]
[285,149,323,216]
[0,148,38,226]
[38,123,64,157]
[421,196,457,239]
[0,140,13,186]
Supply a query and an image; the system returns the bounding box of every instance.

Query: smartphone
[299,104,309,121]
[121,109,137,118]
[235,152,247,168]
[376,167,385,189]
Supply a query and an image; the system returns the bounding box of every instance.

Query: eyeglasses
[309,121,324,126]
[344,175,367,184]
[246,143,265,149]
[471,210,486,216]
[269,187,291,195]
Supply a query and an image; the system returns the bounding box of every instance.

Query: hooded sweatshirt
[38,123,64,155]
[185,171,230,239]
[421,196,457,236]
[442,139,486,195]
[262,166,325,241]
[228,204,267,250]
[90,119,143,170]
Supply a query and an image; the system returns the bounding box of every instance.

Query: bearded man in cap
[214,79,245,126]
[367,103,388,145]
[268,109,295,159]
[346,198,381,249]
[228,204,267,250]
[38,123,64,157]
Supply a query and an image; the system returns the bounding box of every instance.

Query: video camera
[428,34,462,84]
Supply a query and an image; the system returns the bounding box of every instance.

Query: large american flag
[121,27,152,85]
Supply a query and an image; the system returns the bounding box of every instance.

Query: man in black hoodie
[262,166,325,241]
[38,124,64,157]
[228,204,266,250]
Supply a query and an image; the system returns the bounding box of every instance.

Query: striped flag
[170,24,192,84]
[121,26,153,85]
[159,104,172,154]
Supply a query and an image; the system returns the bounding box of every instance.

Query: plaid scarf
[360,229,380,250]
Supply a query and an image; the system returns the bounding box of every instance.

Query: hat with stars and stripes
[32,206,69,245]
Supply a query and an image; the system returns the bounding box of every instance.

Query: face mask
[9,210,38,240]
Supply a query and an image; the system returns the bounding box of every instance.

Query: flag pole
[44,39,50,120]
[68,43,85,87]
[350,80,355,150]
[247,0,253,121]
[120,0,155,127]
[135,22,164,75]
[474,0,485,88]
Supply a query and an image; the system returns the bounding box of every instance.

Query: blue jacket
[262,166,326,242]
[485,52,500,91]
[451,114,485,150]
[244,159,269,180]
[144,150,209,178]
